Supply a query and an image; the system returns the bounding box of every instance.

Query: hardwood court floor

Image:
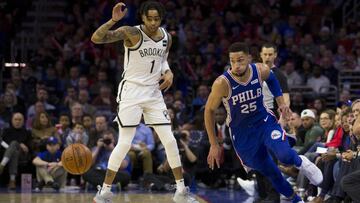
[0,192,208,203]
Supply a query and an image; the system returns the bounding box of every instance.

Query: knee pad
[153,125,181,168]
[108,127,136,171]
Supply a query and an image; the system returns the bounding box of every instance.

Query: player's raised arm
[257,63,291,119]
[91,3,140,45]
[204,77,228,170]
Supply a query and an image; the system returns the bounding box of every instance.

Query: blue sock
[292,194,302,203]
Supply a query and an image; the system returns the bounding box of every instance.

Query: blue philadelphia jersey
[221,63,270,128]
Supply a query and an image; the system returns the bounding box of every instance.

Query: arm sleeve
[265,70,283,98]
[274,69,289,93]
[161,52,170,74]
[161,31,171,74]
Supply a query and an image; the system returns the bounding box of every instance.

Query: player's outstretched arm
[205,77,228,170]
[91,3,140,45]
[257,63,292,119]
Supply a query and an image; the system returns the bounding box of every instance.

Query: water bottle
[21,173,32,192]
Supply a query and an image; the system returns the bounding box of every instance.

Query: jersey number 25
[241,101,257,114]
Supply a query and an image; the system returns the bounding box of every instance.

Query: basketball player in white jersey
[91,1,198,203]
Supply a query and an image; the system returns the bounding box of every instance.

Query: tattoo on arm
[92,21,139,44]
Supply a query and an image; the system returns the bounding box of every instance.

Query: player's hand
[112,2,127,22]
[159,70,173,91]
[278,105,292,120]
[207,144,221,170]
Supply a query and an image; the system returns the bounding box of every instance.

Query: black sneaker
[47,181,60,191]
[37,181,45,191]
[52,182,60,191]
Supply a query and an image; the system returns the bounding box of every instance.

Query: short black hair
[228,42,249,54]
[139,1,166,19]
[261,43,278,53]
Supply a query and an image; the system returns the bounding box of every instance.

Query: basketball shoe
[93,185,113,203]
[173,187,199,203]
[296,155,323,185]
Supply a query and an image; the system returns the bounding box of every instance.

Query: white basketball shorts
[115,80,171,127]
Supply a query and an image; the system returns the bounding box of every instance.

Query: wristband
[111,19,118,23]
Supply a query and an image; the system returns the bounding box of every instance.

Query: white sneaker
[93,185,113,203]
[296,155,323,185]
[236,177,255,196]
[173,187,199,203]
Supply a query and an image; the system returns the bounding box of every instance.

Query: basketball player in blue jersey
[205,42,323,203]
[91,1,198,203]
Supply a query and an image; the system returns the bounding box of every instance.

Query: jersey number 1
[150,60,155,73]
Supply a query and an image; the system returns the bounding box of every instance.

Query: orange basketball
[61,143,92,175]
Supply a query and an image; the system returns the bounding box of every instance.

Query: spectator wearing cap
[0,112,32,190]
[32,136,67,191]
[297,109,324,155]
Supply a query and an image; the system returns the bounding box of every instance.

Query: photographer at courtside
[83,130,131,189]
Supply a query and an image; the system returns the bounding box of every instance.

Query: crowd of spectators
[0,0,360,202]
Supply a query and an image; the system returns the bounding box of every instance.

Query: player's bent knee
[164,138,181,168]
[108,142,132,171]
[276,150,297,166]
[153,125,181,168]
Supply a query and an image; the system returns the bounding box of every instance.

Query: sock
[1,157,9,166]
[176,179,185,192]
[291,194,302,203]
[100,183,112,195]
[10,175,16,181]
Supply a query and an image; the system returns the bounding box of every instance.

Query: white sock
[100,183,112,195]
[10,175,16,181]
[1,157,9,166]
[176,179,185,192]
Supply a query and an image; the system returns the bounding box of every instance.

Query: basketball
[61,143,92,175]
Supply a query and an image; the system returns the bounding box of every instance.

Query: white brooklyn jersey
[122,25,169,85]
